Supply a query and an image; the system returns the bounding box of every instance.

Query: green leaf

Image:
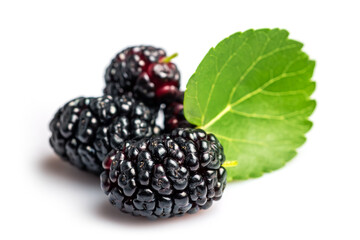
[184,29,316,181]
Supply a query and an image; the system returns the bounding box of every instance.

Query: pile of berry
[49,46,226,219]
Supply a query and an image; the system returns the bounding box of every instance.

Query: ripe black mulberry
[104,46,180,106]
[100,128,226,219]
[49,95,159,174]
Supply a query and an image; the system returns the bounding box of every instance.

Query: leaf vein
[201,40,248,125]
[261,89,308,96]
[216,134,267,146]
[229,109,285,120]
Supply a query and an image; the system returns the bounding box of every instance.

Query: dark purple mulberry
[49,95,160,174]
[100,128,226,219]
[164,91,195,132]
[104,46,180,106]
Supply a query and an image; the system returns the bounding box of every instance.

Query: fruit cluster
[49,45,226,219]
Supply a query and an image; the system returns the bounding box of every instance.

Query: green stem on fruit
[160,53,178,63]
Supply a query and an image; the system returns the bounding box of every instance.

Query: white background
[1,0,359,239]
